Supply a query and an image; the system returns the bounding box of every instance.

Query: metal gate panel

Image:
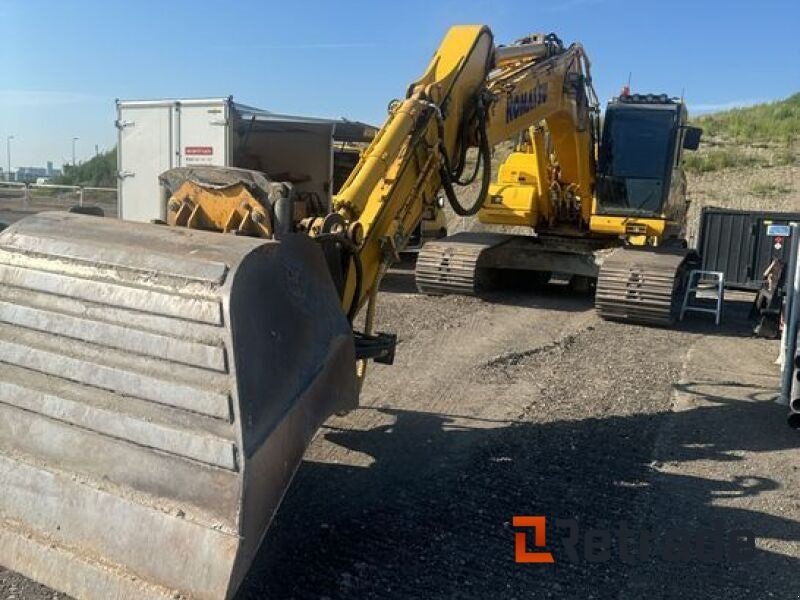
[698,207,800,289]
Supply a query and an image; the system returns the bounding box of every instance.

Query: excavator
[415,38,702,324]
[0,25,699,600]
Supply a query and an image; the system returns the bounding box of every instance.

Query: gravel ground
[1,262,798,600]
[231,275,799,599]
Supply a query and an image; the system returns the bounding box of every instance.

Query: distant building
[14,165,62,183]
[15,166,47,183]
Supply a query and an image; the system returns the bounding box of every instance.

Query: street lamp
[72,137,79,167]
[6,135,13,182]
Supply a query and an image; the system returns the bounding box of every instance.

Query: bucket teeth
[0,212,357,600]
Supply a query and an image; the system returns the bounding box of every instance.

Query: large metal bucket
[0,212,357,599]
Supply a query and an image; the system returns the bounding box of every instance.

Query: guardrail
[0,181,118,222]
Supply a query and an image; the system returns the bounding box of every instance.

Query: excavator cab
[595,94,699,221]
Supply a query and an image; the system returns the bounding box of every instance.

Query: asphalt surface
[1,263,798,600]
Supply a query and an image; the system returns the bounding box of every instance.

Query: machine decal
[506,82,548,123]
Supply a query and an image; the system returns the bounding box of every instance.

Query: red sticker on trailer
[185,146,213,156]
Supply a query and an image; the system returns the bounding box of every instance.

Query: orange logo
[513,516,555,563]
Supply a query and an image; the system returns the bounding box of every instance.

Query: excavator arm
[326,28,598,324]
[323,25,495,318]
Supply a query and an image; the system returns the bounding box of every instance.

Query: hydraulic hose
[346,242,363,323]
[437,97,493,217]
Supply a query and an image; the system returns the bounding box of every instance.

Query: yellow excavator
[415,34,703,324]
[0,25,699,600]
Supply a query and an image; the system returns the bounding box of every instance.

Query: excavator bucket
[0,212,358,600]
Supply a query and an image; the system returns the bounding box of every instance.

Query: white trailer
[116,96,375,222]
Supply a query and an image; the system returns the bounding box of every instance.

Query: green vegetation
[682,93,800,173]
[772,147,797,166]
[53,148,117,187]
[682,148,768,173]
[692,93,800,142]
[749,182,792,198]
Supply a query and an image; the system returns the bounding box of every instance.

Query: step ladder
[680,270,725,324]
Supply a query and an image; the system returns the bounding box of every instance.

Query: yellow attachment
[589,214,667,244]
[166,180,272,237]
[479,152,542,226]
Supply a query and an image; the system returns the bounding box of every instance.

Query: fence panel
[0,183,118,226]
[0,183,30,226]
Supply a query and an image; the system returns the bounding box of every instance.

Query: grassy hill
[692,92,800,142]
[683,93,800,242]
[53,148,117,188]
[684,93,798,174]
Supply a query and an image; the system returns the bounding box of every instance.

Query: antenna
[622,72,632,96]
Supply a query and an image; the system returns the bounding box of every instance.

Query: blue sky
[2,0,799,168]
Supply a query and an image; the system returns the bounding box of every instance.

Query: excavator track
[415,231,607,296]
[595,246,697,326]
[415,232,511,295]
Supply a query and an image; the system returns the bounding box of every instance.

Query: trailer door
[117,103,175,222]
[178,101,229,168]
